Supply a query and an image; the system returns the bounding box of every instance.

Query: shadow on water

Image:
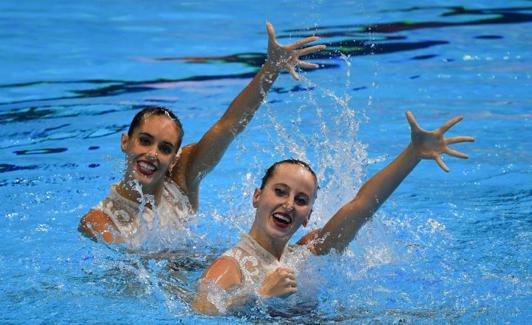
[0,5,529,117]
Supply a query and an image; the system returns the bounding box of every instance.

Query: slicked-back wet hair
[260,159,319,193]
[127,106,184,149]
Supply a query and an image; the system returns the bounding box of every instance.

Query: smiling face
[121,114,182,193]
[250,163,318,252]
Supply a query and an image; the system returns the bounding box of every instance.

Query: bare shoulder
[78,209,123,244]
[201,255,243,290]
[193,255,241,315]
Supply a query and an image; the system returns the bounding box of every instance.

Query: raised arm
[174,22,326,204]
[304,112,474,255]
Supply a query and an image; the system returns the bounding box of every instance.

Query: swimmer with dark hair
[193,112,474,315]
[78,22,326,246]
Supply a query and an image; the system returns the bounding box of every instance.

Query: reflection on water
[0,5,530,112]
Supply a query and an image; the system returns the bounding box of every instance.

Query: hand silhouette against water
[407,111,475,172]
[265,22,325,80]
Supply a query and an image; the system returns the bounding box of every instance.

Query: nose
[147,145,158,158]
[283,198,295,212]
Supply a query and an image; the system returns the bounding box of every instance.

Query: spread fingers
[446,136,475,144]
[288,66,300,80]
[287,36,320,50]
[297,60,320,69]
[439,115,463,133]
[445,148,469,159]
[406,111,421,132]
[435,155,449,172]
[296,44,326,56]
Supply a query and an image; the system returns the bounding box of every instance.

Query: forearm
[355,143,420,212]
[219,62,280,133]
[182,63,281,185]
[315,144,420,254]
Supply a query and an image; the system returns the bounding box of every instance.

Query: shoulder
[193,255,240,315]
[201,255,243,290]
[78,209,123,244]
[296,228,321,254]
[79,209,113,233]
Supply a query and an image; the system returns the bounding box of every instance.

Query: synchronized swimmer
[192,112,474,314]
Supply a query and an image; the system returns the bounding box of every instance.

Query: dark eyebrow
[138,132,153,138]
[273,183,311,198]
[297,192,310,199]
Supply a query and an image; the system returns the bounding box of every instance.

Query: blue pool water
[1,1,530,323]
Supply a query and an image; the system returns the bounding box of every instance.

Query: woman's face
[252,163,317,243]
[121,114,181,192]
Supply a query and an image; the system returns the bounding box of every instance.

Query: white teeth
[273,213,291,223]
[138,161,156,171]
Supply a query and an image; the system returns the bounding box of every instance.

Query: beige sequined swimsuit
[94,179,192,247]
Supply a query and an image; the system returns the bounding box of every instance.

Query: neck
[249,226,288,260]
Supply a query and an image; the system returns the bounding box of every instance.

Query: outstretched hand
[265,21,326,80]
[406,111,475,172]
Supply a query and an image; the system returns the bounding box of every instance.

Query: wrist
[259,63,280,86]
[407,143,422,162]
[262,59,282,75]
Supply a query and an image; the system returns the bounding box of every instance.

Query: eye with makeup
[138,134,152,146]
[158,143,174,155]
[295,194,309,206]
[274,186,287,197]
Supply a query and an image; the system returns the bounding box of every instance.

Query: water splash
[199,57,403,319]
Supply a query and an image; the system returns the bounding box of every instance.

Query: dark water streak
[284,5,532,34]
[0,5,529,121]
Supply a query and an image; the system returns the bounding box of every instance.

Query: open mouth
[272,212,292,229]
[136,160,158,176]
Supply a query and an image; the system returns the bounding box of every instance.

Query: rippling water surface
[0,1,530,323]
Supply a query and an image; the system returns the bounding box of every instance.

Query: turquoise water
[1,1,530,323]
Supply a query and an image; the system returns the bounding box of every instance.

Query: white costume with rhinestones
[94,179,192,247]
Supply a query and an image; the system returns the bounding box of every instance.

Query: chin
[128,171,161,188]
[267,226,294,241]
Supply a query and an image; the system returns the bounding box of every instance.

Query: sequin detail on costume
[95,179,192,247]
